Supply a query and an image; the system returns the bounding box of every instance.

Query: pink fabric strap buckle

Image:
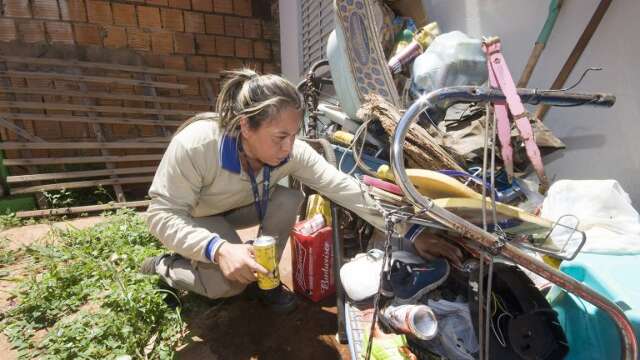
[482,37,549,191]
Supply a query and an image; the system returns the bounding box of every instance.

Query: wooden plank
[0,61,48,207]
[8,166,158,183]
[0,71,188,90]
[0,142,168,150]
[74,73,126,203]
[16,200,150,218]
[116,136,170,143]
[0,101,196,116]
[144,73,170,138]
[12,176,154,194]
[0,56,220,80]
[2,87,212,107]
[0,112,183,127]
[0,116,45,142]
[3,154,163,166]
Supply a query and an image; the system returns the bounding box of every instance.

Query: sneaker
[388,251,450,304]
[139,254,169,275]
[246,282,298,314]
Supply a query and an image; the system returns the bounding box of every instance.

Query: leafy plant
[41,186,117,209]
[0,209,184,359]
[0,211,41,233]
[42,189,77,209]
[0,212,26,231]
[0,237,18,267]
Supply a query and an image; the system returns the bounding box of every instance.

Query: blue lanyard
[246,164,271,236]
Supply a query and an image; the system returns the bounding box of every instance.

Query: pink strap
[482,38,548,189]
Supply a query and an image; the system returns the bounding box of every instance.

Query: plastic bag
[412,31,487,94]
[540,179,640,254]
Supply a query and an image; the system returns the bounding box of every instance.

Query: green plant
[0,209,184,359]
[0,237,18,267]
[0,212,23,231]
[41,186,117,209]
[94,185,115,204]
[42,189,77,209]
[0,211,39,231]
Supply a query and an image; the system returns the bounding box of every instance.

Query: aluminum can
[381,304,438,340]
[253,235,280,290]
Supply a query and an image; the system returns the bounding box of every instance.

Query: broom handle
[518,0,565,88]
[535,0,613,120]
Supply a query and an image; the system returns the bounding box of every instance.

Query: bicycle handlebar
[416,85,615,111]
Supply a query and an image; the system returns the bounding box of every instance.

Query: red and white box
[291,220,335,302]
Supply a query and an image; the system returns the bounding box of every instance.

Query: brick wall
[0,0,281,74]
[0,0,281,203]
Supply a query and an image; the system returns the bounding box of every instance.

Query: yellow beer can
[253,235,280,290]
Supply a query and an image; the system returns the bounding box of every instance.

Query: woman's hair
[177,68,303,135]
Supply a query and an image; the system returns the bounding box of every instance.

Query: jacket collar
[219,135,289,174]
[220,135,242,173]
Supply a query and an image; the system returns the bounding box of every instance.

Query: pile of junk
[289,1,640,360]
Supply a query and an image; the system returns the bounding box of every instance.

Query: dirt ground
[0,217,350,360]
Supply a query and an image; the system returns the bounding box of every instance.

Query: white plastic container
[412,31,488,94]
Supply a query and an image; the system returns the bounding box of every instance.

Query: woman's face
[241,107,302,167]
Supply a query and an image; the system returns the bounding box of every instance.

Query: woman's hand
[215,243,269,284]
[414,232,463,267]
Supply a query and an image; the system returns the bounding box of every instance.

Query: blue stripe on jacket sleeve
[204,234,222,262]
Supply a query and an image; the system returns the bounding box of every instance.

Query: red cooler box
[291,223,335,302]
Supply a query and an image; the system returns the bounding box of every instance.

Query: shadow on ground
[177,294,348,360]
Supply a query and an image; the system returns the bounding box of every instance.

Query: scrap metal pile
[293,1,638,360]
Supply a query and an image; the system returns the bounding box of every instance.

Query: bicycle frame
[390,86,637,360]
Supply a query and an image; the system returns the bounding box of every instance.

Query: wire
[484,104,500,360]
[492,312,513,348]
[553,67,603,92]
[338,118,379,177]
[546,98,598,107]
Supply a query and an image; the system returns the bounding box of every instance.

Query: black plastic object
[469,263,569,360]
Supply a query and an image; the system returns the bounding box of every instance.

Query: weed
[0,212,25,231]
[41,186,117,209]
[0,237,18,266]
[0,209,183,359]
[0,211,41,231]
[41,189,77,209]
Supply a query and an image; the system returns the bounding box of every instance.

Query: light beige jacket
[146,114,384,263]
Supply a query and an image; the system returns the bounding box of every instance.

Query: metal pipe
[390,86,636,360]
[413,86,615,112]
[331,201,348,343]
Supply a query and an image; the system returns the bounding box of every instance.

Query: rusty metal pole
[534,0,613,120]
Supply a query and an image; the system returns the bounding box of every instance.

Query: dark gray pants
[154,185,304,299]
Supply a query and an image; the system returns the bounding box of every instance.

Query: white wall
[278,0,303,83]
[424,0,640,203]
